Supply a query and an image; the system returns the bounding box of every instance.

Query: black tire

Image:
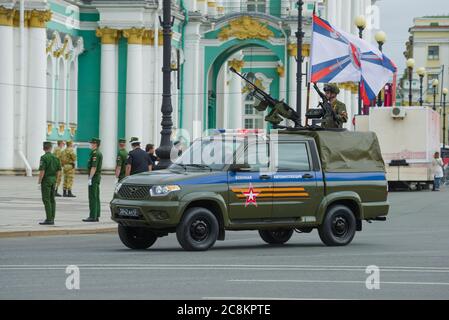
[176,207,219,251]
[318,205,356,246]
[118,225,158,250]
[259,229,294,245]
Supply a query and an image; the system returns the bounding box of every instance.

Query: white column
[185,0,197,11]
[182,23,201,138]
[97,28,119,170]
[197,0,208,14]
[142,33,153,145]
[0,22,15,170]
[327,0,338,24]
[288,55,297,111]
[227,54,244,129]
[124,29,144,143]
[26,23,47,169]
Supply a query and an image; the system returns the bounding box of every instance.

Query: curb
[0,227,117,238]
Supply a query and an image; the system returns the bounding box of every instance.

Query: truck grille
[118,184,151,200]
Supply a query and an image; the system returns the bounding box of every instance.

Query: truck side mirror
[229,164,251,172]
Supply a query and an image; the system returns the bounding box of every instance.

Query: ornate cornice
[123,27,145,45]
[287,43,310,57]
[142,29,155,45]
[29,10,52,28]
[218,16,274,41]
[338,82,359,94]
[0,6,15,26]
[228,58,245,72]
[96,27,121,45]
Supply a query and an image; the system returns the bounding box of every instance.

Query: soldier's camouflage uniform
[61,147,76,190]
[53,146,63,190]
[323,100,348,129]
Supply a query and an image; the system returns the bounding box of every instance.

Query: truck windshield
[171,136,244,171]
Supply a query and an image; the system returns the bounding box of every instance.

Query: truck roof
[280,130,386,173]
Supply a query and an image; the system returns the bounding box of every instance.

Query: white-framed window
[428,46,439,60]
[243,91,265,129]
[247,0,267,13]
[428,74,439,93]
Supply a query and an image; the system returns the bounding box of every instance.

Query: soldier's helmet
[324,83,340,95]
[66,140,73,147]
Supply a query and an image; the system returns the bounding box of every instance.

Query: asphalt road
[1,189,449,300]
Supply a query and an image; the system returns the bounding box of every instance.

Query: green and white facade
[0,0,375,171]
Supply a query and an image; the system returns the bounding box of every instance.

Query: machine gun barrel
[229,67,276,106]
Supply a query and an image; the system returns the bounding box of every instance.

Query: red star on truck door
[243,183,260,207]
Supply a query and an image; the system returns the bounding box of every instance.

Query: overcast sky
[375,0,449,75]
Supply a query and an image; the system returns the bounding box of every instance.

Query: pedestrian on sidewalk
[432,151,445,191]
[53,140,65,197]
[126,137,153,176]
[61,140,77,197]
[38,141,61,225]
[115,138,128,183]
[83,138,103,222]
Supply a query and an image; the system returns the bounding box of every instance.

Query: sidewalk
[0,175,118,238]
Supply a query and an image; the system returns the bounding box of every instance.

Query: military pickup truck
[110,129,389,251]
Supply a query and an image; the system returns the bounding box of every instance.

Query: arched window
[46,55,53,123]
[57,59,65,125]
[242,72,267,129]
[68,61,77,125]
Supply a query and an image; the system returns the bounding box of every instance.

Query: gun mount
[230,67,302,129]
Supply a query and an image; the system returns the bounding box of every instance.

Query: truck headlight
[114,182,123,195]
[150,185,181,196]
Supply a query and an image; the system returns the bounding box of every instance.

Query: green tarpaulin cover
[285,130,385,173]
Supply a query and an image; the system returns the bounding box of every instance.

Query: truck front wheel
[259,229,294,245]
[118,225,158,249]
[176,207,219,251]
[318,205,356,246]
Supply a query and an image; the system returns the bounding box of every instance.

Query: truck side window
[276,142,311,172]
[235,142,269,172]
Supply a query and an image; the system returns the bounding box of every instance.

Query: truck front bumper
[110,198,181,228]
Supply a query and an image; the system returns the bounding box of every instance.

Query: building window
[428,74,439,93]
[243,95,264,129]
[247,0,266,13]
[428,46,439,60]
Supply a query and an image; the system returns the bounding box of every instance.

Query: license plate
[118,207,140,218]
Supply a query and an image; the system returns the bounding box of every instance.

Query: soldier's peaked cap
[43,141,52,148]
[118,138,126,143]
[129,137,141,144]
[324,83,340,95]
[66,140,73,146]
[89,137,101,144]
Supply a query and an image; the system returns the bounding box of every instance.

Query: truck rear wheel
[318,205,356,246]
[176,207,219,251]
[259,229,294,245]
[118,225,158,249]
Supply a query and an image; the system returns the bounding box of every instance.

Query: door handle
[259,174,271,180]
[302,173,314,179]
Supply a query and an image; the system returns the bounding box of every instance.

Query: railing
[215,0,293,18]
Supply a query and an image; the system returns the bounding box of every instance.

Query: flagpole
[296,0,304,122]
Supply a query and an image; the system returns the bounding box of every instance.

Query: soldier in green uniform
[53,140,65,197]
[61,140,77,197]
[115,138,128,183]
[322,84,348,129]
[83,138,103,222]
[38,142,62,225]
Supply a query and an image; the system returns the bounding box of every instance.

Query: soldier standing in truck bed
[322,84,348,129]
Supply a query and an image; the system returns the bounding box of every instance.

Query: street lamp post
[375,31,386,107]
[443,88,448,147]
[155,0,174,169]
[432,79,439,111]
[355,15,366,114]
[406,58,415,106]
[296,0,304,119]
[416,67,426,106]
